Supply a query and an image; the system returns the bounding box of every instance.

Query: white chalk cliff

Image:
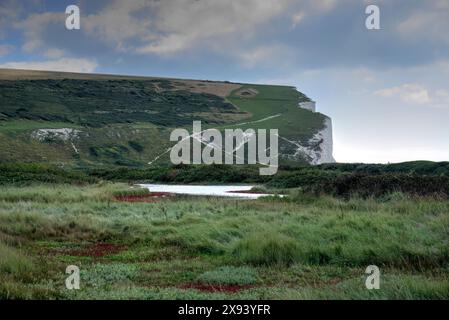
[279,117,335,165]
[305,117,335,164]
[279,97,335,165]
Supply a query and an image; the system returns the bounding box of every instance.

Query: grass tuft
[0,242,35,275]
[232,232,299,266]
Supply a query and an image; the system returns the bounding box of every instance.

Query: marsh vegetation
[1,182,448,299]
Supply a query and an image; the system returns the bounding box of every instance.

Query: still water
[138,184,281,199]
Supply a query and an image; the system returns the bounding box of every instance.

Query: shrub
[267,169,338,189]
[0,163,96,185]
[324,174,449,199]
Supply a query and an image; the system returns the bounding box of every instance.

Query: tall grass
[232,232,299,266]
[0,183,148,203]
[1,185,448,268]
[0,242,35,275]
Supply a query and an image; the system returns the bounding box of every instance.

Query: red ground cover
[65,243,127,257]
[114,192,173,202]
[179,283,254,293]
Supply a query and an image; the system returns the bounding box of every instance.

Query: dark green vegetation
[319,161,449,175]
[0,79,237,127]
[1,183,448,299]
[3,161,449,199]
[0,163,95,185]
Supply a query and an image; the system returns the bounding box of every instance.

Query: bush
[88,164,269,184]
[0,163,96,185]
[267,169,338,189]
[319,161,449,176]
[322,174,449,199]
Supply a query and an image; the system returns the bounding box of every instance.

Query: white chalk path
[148,114,282,165]
[225,114,282,127]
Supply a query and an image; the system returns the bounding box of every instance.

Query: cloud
[0,58,98,73]
[83,1,152,49]
[314,0,337,12]
[396,1,449,45]
[5,0,449,72]
[0,0,20,16]
[13,0,302,56]
[131,0,341,55]
[128,0,296,55]
[291,11,305,28]
[352,68,376,83]
[0,44,14,57]
[434,89,449,107]
[68,0,344,66]
[44,48,65,59]
[438,60,449,73]
[15,12,63,53]
[375,84,431,104]
[237,45,291,68]
[0,0,22,39]
[375,84,449,108]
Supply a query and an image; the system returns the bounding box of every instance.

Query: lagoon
[138,184,280,199]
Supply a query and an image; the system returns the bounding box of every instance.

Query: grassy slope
[0,183,448,300]
[227,84,326,140]
[0,69,326,167]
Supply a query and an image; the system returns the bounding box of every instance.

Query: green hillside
[0,69,328,168]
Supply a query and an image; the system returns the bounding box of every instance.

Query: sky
[0,0,448,163]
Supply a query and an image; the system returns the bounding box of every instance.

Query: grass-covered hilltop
[1,69,449,300]
[0,68,333,167]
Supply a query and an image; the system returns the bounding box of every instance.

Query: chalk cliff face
[298,101,316,112]
[279,95,335,165]
[308,117,335,164]
[279,115,335,165]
